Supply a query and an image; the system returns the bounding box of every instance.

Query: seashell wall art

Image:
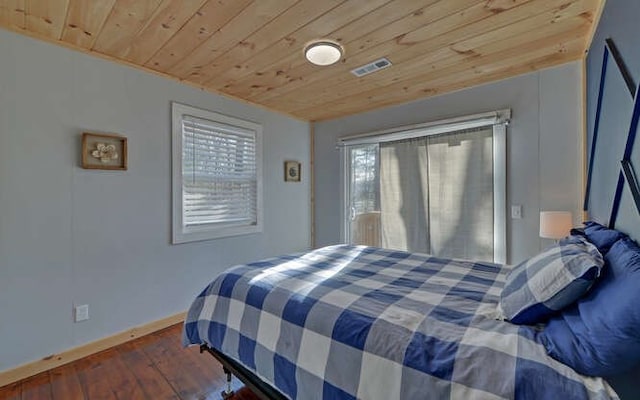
[81,132,128,170]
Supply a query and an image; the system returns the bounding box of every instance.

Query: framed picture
[284,161,301,182]
[82,132,128,170]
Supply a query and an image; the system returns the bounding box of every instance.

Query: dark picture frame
[284,161,301,182]
[81,132,128,170]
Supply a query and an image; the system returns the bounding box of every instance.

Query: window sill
[172,224,263,244]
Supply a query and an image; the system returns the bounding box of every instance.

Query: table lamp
[539,211,573,241]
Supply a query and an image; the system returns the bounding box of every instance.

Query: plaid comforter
[183,245,618,400]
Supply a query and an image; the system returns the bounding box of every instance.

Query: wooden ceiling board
[204,0,394,90]
[0,0,24,30]
[25,0,69,39]
[0,0,604,121]
[245,0,531,104]
[142,0,251,72]
[299,32,588,120]
[166,0,299,80]
[61,0,116,49]
[117,0,208,64]
[217,0,448,98]
[232,0,489,103]
[264,0,596,114]
[307,40,586,121]
[91,0,164,55]
[281,25,588,117]
[191,0,347,87]
[143,0,253,72]
[271,0,594,113]
[327,0,442,49]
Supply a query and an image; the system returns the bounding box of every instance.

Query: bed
[181,34,640,399]
[183,244,619,400]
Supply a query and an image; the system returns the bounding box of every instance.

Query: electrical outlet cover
[75,304,89,322]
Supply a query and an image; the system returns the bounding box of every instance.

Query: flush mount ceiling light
[304,41,343,66]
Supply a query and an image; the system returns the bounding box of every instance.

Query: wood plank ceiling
[0,0,601,121]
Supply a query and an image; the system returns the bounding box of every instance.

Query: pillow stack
[500,220,640,377]
[540,236,640,376]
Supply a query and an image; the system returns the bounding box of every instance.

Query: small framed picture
[284,161,301,182]
[82,132,128,170]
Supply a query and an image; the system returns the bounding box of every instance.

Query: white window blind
[172,103,263,243]
[182,115,257,227]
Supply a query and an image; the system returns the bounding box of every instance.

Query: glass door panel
[347,144,380,247]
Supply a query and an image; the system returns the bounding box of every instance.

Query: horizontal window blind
[182,115,257,229]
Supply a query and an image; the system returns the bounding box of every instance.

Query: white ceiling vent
[351,57,392,77]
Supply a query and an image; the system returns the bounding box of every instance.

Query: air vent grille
[351,58,392,77]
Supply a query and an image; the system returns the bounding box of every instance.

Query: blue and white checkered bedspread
[183,245,618,400]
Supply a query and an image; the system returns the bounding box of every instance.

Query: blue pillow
[500,236,603,325]
[540,237,640,376]
[571,221,626,255]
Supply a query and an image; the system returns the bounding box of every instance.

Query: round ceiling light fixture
[304,40,343,66]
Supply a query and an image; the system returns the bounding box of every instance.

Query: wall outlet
[511,205,523,219]
[74,304,89,322]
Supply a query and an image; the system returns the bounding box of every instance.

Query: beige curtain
[380,137,431,253]
[379,128,494,261]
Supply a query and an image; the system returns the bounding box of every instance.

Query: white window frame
[339,109,510,264]
[171,102,263,244]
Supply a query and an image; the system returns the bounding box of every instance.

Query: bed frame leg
[221,366,235,399]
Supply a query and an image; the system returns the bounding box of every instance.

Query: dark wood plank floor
[0,324,260,400]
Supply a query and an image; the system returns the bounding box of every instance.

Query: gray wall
[0,29,310,371]
[314,62,583,264]
[586,0,640,240]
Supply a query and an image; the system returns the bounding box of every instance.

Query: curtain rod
[337,109,511,147]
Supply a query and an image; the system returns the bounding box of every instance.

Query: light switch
[511,205,523,219]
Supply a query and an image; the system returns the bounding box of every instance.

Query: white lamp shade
[539,211,573,239]
[305,42,342,66]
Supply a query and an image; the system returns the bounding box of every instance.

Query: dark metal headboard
[610,91,640,225]
[584,38,640,400]
[584,38,640,228]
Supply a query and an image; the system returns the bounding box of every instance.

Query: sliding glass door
[342,111,507,263]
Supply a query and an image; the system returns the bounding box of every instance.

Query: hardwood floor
[0,324,260,400]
